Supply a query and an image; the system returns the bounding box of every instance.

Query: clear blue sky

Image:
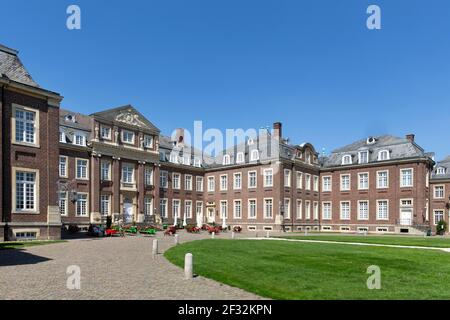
[1,0,450,159]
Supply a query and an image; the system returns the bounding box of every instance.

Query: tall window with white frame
[100,195,110,216]
[220,200,228,219]
[434,210,444,225]
[305,174,311,190]
[264,169,273,187]
[358,173,369,190]
[196,176,204,192]
[377,200,389,220]
[59,156,67,177]
[358,201,369,220]
[59,192,67,216]
[284,198,290,219]
[76,159,88,180]
[160,199,168,218]
[377,171,389,189]
[248,171,257,188]
[313,202,319,220]
[284,169,291,188]
[185,200,192,219]
[220,175,228,191]
[234,200,242,219]
[340,201,351,220]
[248,199,257,219]
[172,173,181,190]
[313,176,319,192]
[296,172,303,189]
[101,161,111,181]
[322,176,331,192]
[233,173,242,190]
[122,163,134,184]
[172,200,180,219]
[322,202,331,220]
[434,185,445,199]
[144,197,153,216]
[400,168,413,187]
[305,201,311,219]
[145,167,153,186]
[160,171,168,189]
[340,174,350,191]
[15,108,36,144]
[76,194,88,216]
[185,175,192,191]
[264,199,273,219]
[207,176,215,192]
[296,200,302,219]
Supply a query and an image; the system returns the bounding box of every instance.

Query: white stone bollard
[184,253,193,280]
[231,231,235,239]
[152,239,158,258]
[174,234,179,245]
[211,232,215,239]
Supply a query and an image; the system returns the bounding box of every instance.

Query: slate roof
[323,135,433,168]
[431,156,450,180]
[90,105,160,134]
[60,109,92,132]
[0,44,39,87]
[159,134,215,167]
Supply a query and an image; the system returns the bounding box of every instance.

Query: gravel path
[0,232,265,300]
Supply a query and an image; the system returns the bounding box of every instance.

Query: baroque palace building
[1,43,450,241]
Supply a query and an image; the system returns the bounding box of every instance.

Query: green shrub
[436,220,447,235]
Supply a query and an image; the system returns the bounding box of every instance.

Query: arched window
[342,155,352,165]
[223,154,231,165]
[377,150,389,161]
[250,150,259,161]
[236,152,245,164]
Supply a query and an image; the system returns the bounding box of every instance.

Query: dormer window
[358,151,369,164]
[250,150,259,161]
[297,151,303,158]
[378,150,390,161]
[122,130,135,144]
[306,153,311,164]
[236,152,245,164]
[223,154,231,165]
[74,133,86,146]
[169,153,178,164]
[366,137,377,145]
[436,167,446,175]
[64,114,76,123]
[342,155,352,165]
[193,158,202,168]
[144,135,154,148]
[182,155,191,166]
[101,126,111,139]
[59,130,66,143]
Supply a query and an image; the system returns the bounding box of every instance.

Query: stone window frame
[400,168,414,188]
[233,172,242,190]
[263,197,273,219]
[376,170,389,189]
[121,129,135,145]
[358,172,370,190]
[433,185,445,199]
[233,199,242,219]
[340,201,351,220]
[321,201,332,220]
[322,175,332,192]
[59,156,68,178]
[263,168,273,188]
[100,125,112,140]
[357,200,370,221]
[11,104,40,148]
[184,200,192,219]
[12,167,40,214]
[296,199,302,220]
[376,199,389,221]
[340,173,351,191]
[75,192,89,217]
[248,198,257,220]
[248,171,257,189]
[75,158,89,181]
[59,191,68,216]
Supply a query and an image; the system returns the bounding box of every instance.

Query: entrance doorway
[400,209,412,226]
[123,198,134,224]
[207,207,215,224]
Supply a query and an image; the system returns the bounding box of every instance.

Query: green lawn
[277,234,450,248]
[0,240,65,250]
[165,239,450,300]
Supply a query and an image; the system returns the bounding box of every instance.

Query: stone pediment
[115,110,147,128]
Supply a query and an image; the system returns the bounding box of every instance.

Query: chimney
[273,122,282,139]
[176,128,185,145]
[406,134,415,143]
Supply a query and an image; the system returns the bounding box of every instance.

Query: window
[377,171,389,189]
[434,185,445,199]
[160,171,168,189]
[101,161,111,181]
[313,202,319,220]
[144,168,153,186]
[15,232,37,240]
[358,173,369,190]
[76,159,88,180]
[172,173,181,190]
[74,134,86,146]
[434,210,444,225]
[122,163,134,183]
[284,199,290,219]
[233,173,242,190]
[284,169,291,187]
[59,156,67,177]
[145,197,153,216]
[76,193,88,216]
[264,199,273,219]
[59,192,67,216]
[160,199,168,218]
[296,200,302,219]
[306,153,312,164]
[181,155,190,166]
[196,202,203,218]
[15,170,37,212]
[322,176,332,192]
[15,107,36,144]
[185,200,192,219]
[342,155,352,165]
[305,201,311,219]
[193,158,202,168]
[122,130,135,144]
[248,171,257,188]
[250,149,259,161]
[234,200,242,219]
[196,176,204,192]
[340,174,350,191]
[170,153,178,164]
[59,131,65,143]
[378,150,389,161]
[400,168,413,187]
[377,200,389,220]
[305,174,311,190]
[101,126,111,139]
[223,155,231,165]
[322,202,332,220]
[296,172,303,189]
[220,201,228,218]
[340,201,351,220]
[144,135,154,148]
[220,175,228,191]
[185,175,192,191]
[313,176,319,192]
[207,176,215,192]
[100,195,110,216]
[236,152,244,163]
[358,151,369,164]
[358,201,369,220]
[172,200,180,219]
[248,199,257,219]
[436,167,446,175]
[263,169,273,187]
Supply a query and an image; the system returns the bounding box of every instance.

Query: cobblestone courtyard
[0,232,264,300]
